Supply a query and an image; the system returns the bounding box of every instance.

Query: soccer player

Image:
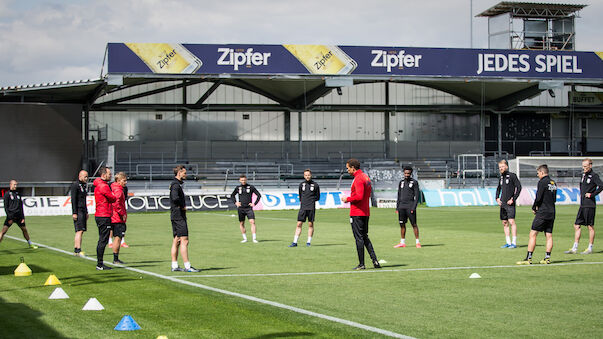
[94,167,116,270]
[71,170,89,256]
[170,165,199,272]
[565,158,603,254]
[517,165,557,265]
[496,159,522,249]
[393,166,421,248]
[289,169,320,247]
[0,180,38,248]
[111,172,128,264]
[231,175,261,243]
[342,159,381,270]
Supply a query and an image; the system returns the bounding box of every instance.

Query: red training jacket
[347,169,372,216]
[110,182,127,223]
[94,177,116,217]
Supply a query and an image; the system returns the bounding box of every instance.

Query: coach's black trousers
[95,217,112,266]
[350,216,377,265]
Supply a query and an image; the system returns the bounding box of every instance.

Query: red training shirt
[347,169,372,216]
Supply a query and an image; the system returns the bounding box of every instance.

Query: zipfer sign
[107,43,603,79]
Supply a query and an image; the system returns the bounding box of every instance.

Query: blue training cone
[114,315,141,331]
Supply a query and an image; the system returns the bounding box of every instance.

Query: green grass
[1,205,602,338]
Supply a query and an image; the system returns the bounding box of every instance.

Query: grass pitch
[1,205,602,338]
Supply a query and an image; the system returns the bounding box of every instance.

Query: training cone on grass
[48,287,69,299]
[14,263,32,277]
[114,315,141,331]
[44,274,61,286]
[157,336,168,339]
[469,273,481,279]
[82,298,104,311]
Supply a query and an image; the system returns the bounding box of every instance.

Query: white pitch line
[170,261,603,278]
[5,236,413,339]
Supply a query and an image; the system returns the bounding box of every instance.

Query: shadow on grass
[552,258,584,263]
[380,264,407,268]
[419,244,444,247]
[246,332,314,339]
[0,248,38,255]
[0,264,52,276]
[0,297,70,339]
[202,267,235,271]
[126,260,165,264]
[256,240,280,243]
[60,272,138,286]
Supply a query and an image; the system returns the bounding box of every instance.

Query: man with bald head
[0,180,38,248]
[71,170,89,256]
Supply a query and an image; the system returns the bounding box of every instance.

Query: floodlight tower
[477,2,586,50]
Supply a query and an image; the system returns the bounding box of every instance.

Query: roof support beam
[98,79,205,106]
[193,81,221,106]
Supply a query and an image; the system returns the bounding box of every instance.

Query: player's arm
[170,183,182,207]
[495,180,502,205]
[231,187,241,207]
[70,183,79,219]
[346,178,364,202]
[396,180,402,210]
[412,180,419,211]
[103,184,117,203]
[252,186,261,205]
[592,174,603,197]
[512,174,522,201]
[315,184,320,202]
[532,180,545,212]
[3,191,9,215]
[298,184,303,204]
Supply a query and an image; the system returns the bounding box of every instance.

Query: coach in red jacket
[94,166,116,270]
[342,159,381,270]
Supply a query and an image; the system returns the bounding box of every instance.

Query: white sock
[252,233,257,240]
[505,236,511,245]
[108,239,113,245]
[184,262,191,269]
[401,239,405,245]
[171,261,179,269]
[572,242,579,250]
[242,234,247,241]
[416,239,420,244]
[293,235,299,243]
[307,236,312,244]
[27,240,32,245]
[121,238,125,244]
[588,243,593,250]
[512,236,517,245]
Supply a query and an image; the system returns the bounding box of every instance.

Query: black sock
[545,252,551,258]
[113,253,119,261]
[74,247,80,253]
[526,251,533,260]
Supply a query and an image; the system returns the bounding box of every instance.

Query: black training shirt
[3,189,24,217]
[231,184,261,208]
[397,178,419,210]
[496,171,522,204]
[532,175,557,220]
[299,180,320,210]
[71,181,88,214]
[169,178,186,220]
[580,170,603,208]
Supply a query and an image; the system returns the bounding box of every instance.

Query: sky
[0,0,600,87]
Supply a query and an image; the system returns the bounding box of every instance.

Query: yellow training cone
[14,263,32,276]
[44,274,61,286]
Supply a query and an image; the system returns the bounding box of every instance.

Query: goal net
[509,156,603,184]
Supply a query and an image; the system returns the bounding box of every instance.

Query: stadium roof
[476,2,586,18]
[0,79,105,105]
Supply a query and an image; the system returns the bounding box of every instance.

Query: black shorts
[532,217,554,233]
[500,204,516,220]
[171,219,189,237]
[74,211,87,232]
[575,207,596,226]
[238,208,255,222]
[112,223,126,238]
[398,208,417,225]
[297,209,316,222]
[4,215,25,228]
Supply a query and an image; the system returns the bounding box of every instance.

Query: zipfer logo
[371,50,423,72]
[217,48,271,70]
